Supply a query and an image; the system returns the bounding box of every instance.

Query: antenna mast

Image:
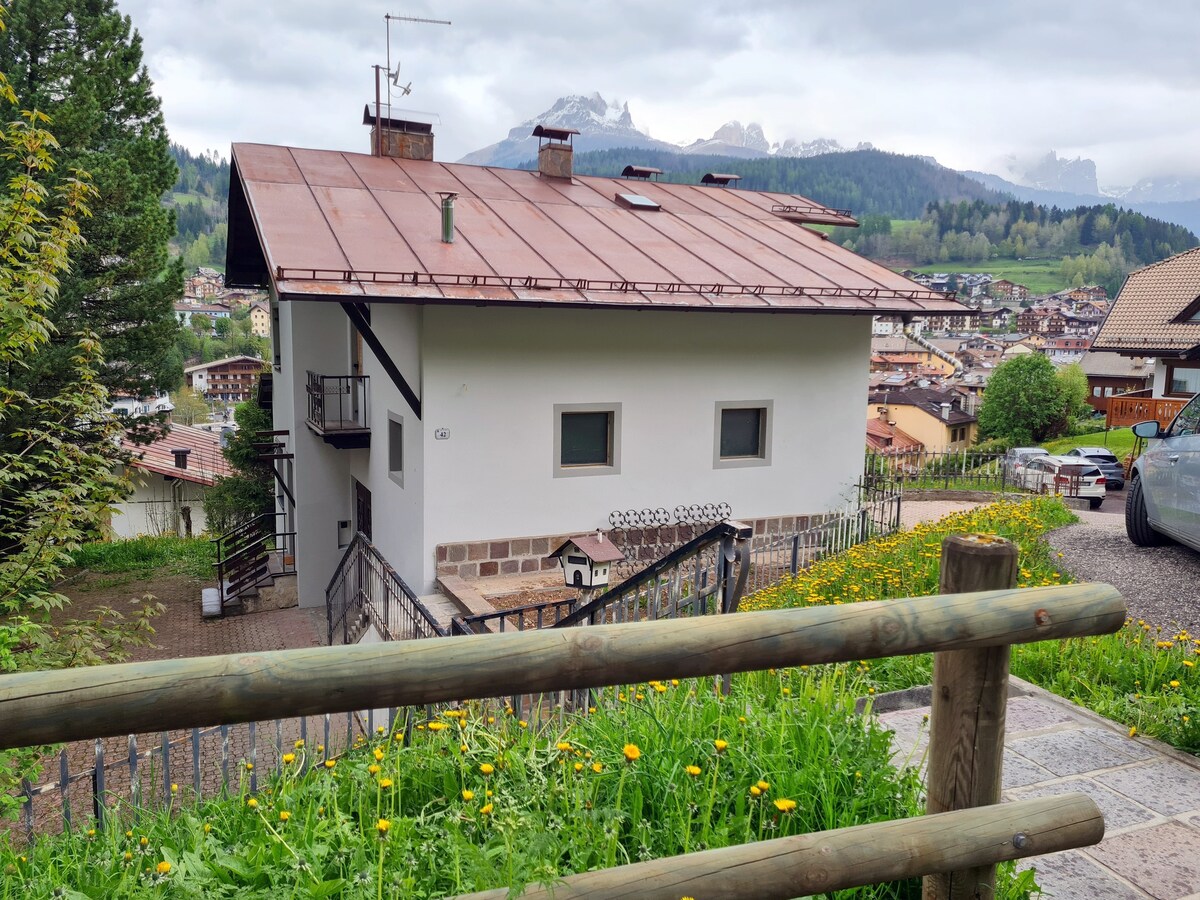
[375,12,451,156]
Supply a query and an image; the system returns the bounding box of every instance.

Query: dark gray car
[1065,447,1125,489]
[1126,395,1200,549]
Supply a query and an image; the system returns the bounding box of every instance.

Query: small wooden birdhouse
[548,531,625,590]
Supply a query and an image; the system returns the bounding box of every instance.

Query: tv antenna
[374,13,450,155]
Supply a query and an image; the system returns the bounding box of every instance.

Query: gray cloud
[120,0,1200,187]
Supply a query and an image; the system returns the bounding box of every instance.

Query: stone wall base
[435,514,818,581]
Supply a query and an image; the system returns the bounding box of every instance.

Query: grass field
[909,257,1069,295]
[1044,428,1138,459]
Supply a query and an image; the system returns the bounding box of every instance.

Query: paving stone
[1001,750,1056,790]
[1096,759,1200,816]
[1017,850,1149,900]
[1006,777,1159,831]
[1003,696,1080,734]
[1086,821,1200,898]
[1008,727,1155,777]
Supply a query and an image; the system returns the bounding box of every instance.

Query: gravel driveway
[1048,496,1200,634]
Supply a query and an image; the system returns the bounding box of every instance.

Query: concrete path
[878,679,1200,898]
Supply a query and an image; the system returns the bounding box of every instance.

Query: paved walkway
[878,679,1200,898]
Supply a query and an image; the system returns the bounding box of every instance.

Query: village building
[1078,351,1152,414]
[185,267,225,299]
[866,388,979,453]
[111,423,231,538]
[1039,335,1092,365]
[221,114,967,606]
[249,300,271,337]
[184,354,266,404]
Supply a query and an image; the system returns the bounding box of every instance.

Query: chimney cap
[701,172,741,186]
[532,124,578,143]
[621,164,662,180]
[362,104,437,133]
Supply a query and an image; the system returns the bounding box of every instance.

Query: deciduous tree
[977,354,1064,445]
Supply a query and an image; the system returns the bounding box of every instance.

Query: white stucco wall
[110,472,212,538]
[284,301,872,603]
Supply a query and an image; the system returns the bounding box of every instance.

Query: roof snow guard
[225,143,970,318]
[771,203,858,228]
[701,173,740,187]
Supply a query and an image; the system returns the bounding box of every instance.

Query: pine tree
[0,0,183,402]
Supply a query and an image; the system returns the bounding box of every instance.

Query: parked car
[1017,455,1106,509]
[1126,395,1200,549]
[1003,446,1049,480]
[1064,447,1125,490]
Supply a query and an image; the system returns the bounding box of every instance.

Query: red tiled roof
[120,423,232,486]
[1093,247,1200,355]
[548,534,626,563]
[865,418,923,452]
[227,144,971,318]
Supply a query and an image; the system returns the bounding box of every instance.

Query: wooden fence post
[924,533,1019,900]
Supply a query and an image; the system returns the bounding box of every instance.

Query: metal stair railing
[213,512,294,610]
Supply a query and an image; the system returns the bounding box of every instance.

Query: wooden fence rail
[0,537,1127,898]
[0,581,1124,751]
[455,793,1104,900]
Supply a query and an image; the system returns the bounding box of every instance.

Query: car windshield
[1086,453,1118,463]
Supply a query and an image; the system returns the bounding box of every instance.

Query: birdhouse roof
[548,534,626,563]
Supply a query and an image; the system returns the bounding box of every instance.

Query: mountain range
[458,93,1200,235]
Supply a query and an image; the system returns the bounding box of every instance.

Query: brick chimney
[533,125,578,179]
[363,104,434,160]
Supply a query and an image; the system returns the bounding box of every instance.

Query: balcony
[306,372,370,449]
[1105,393,1187,429]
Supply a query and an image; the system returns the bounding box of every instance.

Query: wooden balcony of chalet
[305,371,370,449]
[1105,391,1187,429]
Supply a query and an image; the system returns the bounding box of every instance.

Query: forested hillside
[165,144,230,270]
[564,148,1006,218]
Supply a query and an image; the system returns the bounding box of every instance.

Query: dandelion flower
[279,810,291,822]
[592,762,603,774]
[480,803,493,815]
[556,741,572,752]
[203,823,212,834]
[685,765,701,777]
[246,798,258,809]
[324,759,336,769]
[623,743,641,762]
[379,778,393,789]
[757,780,770,791]
[462,789,475,801]
[282,753,296,765]
[1170,680,1181,688]
[750,786,762,797]
[480,763,495,775]
[713,739,728,754]
[245,762,254,771]
[294,739,305,749]
[170,783,178,794]
[774,798,797,813]
[368,764,380,775]
[1129,726,1138,737]
[518,720,528,729]
[376,818,390,836]
[373,748,384,761]
[428,722,449,732]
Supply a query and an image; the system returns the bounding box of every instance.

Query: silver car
[1126,396,1200,549]
[1065,447,1125,490]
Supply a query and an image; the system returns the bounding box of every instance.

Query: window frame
[553,403,621,478]
[387,411,404,488]
[713,400,773,469]
[1165,362,1200,398]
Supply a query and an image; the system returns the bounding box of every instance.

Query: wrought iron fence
[866,449,1011,492]
[327,532,447,645]
[743,480,903,594]
[606,503,732,581]
[213,511,296,610]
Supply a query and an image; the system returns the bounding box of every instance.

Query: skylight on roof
[615,193,661,212]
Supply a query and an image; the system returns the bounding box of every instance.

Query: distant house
[991,279,1030,301]
[865,416,923,454]
[112,423,231,538]
[175,301,233,332]
[871,337,959,377]
[111,390,174,418]
[185,267,225,299]
[1092,247,1200,399]
[222,117,968,605]
[184,355,266,403]
[249,301,271,337]
[866,388,979,452]
[1078,351,1152,413]
[1039,336,1091,365]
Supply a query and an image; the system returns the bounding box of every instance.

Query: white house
[223,118,967,607]
[112,423,231,538]
[1093,247,1200,399]
[111,390,174,418]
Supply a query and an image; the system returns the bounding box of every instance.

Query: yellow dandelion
[480,803,494,815]
[574,762,584,773]
[462,789,475,800]
[379,778,393,788]
[368,764,380,775]
[685,764,702,777]
[556,741,572,752]
[376,818,390,835]
[480,763,495,775]
[282,753,296,765]
[1170,680,1181,688]
[1129,726,1138,737]
[774,798,797,812]
[518,720,528,729]
[713,739,728,753]
[623,743,641,762]
[373,748,384,762]
[294,739,305,749]
[156,861,171,875]
[246,798,258,809]
[428,722,449,732]
[324,759,336,769]
[203,823,212,834]
[757,780,770,791]
[279,810,291,822]
[750,785,762,797]
[592,762,603,774]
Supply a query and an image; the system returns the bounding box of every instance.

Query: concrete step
[417,592,463,632]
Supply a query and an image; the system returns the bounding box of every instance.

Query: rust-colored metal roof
[1093,247,1200,356]
[120,424,232,487]
[227,143,970,317]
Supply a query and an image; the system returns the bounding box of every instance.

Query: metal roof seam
[285,146,358,284]
[341,151,430,278]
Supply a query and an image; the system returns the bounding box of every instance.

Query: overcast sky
[121,0,1200,188]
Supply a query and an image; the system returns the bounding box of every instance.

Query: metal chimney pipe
[438,192,457,244]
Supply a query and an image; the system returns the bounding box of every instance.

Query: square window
[714,401,772,469]
[554,404,621,477]
[561,412,612,466]
[388,412,404,487]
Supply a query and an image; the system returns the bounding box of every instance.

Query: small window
[1092,386,1102,397]
[554,404,621,477]
[388,412,404,487]
[714,401,772,469]
[566,554,589,565]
